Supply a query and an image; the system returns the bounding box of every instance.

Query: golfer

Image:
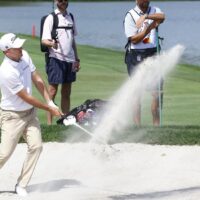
[124,0,165,126]
[0,33,62,196]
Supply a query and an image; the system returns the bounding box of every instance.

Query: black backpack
[40,12,74,53]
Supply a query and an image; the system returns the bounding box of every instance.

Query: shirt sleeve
[154,7,163,14]
[42,14,54,40]
[72,16,78,36]
[22,50,36,72]
[124,13,138,38]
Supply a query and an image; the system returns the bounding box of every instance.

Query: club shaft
[74,123,104,143]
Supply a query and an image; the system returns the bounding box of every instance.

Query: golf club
[156,27,162,127]
[63,116,105,144]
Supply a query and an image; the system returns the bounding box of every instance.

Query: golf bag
[57,99,107,126]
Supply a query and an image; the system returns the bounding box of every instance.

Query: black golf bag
[57,99,107,126]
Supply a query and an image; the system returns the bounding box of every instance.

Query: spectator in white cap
[0,33,62,196]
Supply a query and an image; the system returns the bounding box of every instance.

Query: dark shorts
[125,47,163,91]
[46,57,76,84]
[125,47,157,76]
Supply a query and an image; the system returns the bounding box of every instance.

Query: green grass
[163,64,200,125]
[1,33,200,145]
[18,125,200,145]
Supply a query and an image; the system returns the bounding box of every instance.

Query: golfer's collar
[4,56,20,67]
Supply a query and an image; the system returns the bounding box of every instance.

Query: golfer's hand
[48,106,62,117]
[47,100,63,117]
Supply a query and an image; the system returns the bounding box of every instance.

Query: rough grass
[15,125,200,145]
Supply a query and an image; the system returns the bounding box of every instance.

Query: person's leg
[125,50,141,126]
[17,108,42,188]
[151,91,160,126]
[47,84,58,125]
[0,110,26,169]
[45,57,60,124]
[151,78,164,126]
[61,83,71,114]
[133,101,141,126]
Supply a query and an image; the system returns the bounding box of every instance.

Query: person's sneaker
[15,184,28,197]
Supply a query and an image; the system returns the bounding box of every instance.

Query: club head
[63,115,76,126]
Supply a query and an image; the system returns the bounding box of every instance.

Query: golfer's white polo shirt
[124,5,163,49]
[42,9,77,62]
[0,50,35,111]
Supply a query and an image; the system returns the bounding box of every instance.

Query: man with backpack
[124,0,165,126]
[42,0,80,124]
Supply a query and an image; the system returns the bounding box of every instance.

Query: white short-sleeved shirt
[124,5,163,49]
[0,50,35,111]
[42,9,77,62]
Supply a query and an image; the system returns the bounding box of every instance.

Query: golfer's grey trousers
[0,108,43,187]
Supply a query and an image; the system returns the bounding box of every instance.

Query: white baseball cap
[0,33,26,51]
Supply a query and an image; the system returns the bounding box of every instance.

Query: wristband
[76,58,80,62]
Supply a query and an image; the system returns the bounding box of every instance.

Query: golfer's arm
[17,89,50,111]
[31,71,51,103]
[146,13,165,23]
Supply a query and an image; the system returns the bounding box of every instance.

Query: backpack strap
[70,13,75,34]
[51,12,58,40]
[51,12,58,30]
[50,11,75,40]
[147,6,151,15]
[127,6,151,24]
[69,13,74,22]
[52,12,74,30]
[124,10,137,50]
